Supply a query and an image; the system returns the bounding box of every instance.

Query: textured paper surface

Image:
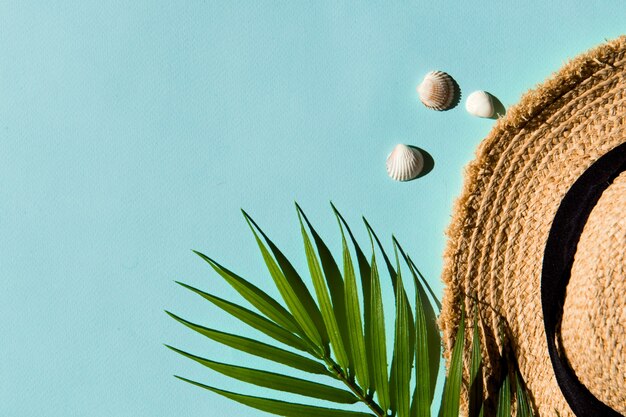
[0,2,624,416]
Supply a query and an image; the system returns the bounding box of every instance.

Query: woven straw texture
[440,36,626,417]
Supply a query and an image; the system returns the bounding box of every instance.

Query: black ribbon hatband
[541,141,626,417]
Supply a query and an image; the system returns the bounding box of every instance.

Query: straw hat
[440,36,626,417]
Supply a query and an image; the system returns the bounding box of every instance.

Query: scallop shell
[417,71,457,110]
[465,90,495,118]
[386,144,424,181]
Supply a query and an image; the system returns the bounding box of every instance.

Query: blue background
[1,2,624,416]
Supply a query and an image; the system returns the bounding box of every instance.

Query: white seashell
[386,144,424,181]
[417,71,457,111]
[465,90,495,118]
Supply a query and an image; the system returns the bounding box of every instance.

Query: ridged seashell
[465,90,495,118]
[386,144,424,182]
[417,71,457,111]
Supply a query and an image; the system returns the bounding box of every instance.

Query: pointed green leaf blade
[469,309,483,417]
[168,346,357,404]
[176,282,313,354]
[365,226,401,413]
[515,372,533,417]
[166,311,331,376]
[297,210,349,371]
[496,373,511,417]
[369,252,390,412]
[394,240,435,403]
[298,204,353,372]
[378,236,417,378]
[439,312,465,417]
[193,251,302,334]
[332,204,376,395]
[242,211,325,351]
[410,259,431,417]
[336,217,370,390]
[363,218,397,292]
[175,376,376,417]
[391,246,411,417]
[408,256,442,312]
[408,255,440,400]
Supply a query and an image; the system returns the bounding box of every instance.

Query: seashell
[465,90,495,118]
[386,144,424,181]
[417,71,458,111]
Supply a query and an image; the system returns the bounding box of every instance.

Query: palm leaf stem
[323,358,386,417]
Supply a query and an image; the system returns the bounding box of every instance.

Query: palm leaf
[192,250,302,334]
[386,237,415,404]
[243,211,327,352]
[390,244,411,417]
[515,372,533,417]
[332,204,376,395]
[170,206,523,417]
[175,376,376,417]
[167,346,357,403]
[406,254,440,397]
[408,256,442,312]
[297,204,353,372]
[468,308,483,417]
[439,310,465,417]
[495,373,511,417]
[176,281,312,353]
[363,218,397,292]
[410,257,431,417]
[166,311,331,376]
[297,209,350,371]
[395,241,437,401]
[368,250,390,412]
[365,229,415,414]
[243,211,330,345]
[336,217,370,390]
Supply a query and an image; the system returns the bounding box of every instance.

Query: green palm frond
[298,204,353,372]
[243,210,327,354]
[495,373,511,417]
[391,244,412,417]
[439,309,465,417]
[368,245,390,413]
[331,203,376,396]
[337,216,369,389]
[175,376,375,417]
[408,253,431,417]
[165,311,331,376]
[516,371,534,417]
[469,308,484,417]
[192,251,303,335]
[167,204,531,417]
[174,281,313,353]
[297,207,350,371]
[167,345,357,403]
[395,239,440,404]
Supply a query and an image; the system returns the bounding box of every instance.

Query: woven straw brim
[440,36,626,417]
